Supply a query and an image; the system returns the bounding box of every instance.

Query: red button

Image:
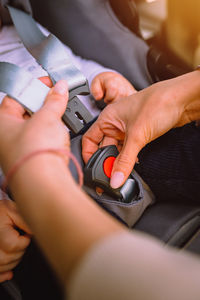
[103,156,116,178]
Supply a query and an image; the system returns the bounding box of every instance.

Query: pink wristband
[1,148,83,194]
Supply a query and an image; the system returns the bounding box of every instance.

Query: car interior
[1,0,200,299]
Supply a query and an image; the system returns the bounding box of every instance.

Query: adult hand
[82,71,200,188]
[0,79,70,175]
[0,199,31,282]
[0,76,63,282]
[91,72,136,104]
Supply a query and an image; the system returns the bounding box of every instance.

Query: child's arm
[63,46,136,103]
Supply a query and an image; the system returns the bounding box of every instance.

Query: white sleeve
[68,231,200,300]
[62,46,116,87]
[70,53,116,87]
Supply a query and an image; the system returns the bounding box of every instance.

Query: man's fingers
[42,80,69,118]
[91,78,104,100]
[39,76,53,88]
[0,96,25,118]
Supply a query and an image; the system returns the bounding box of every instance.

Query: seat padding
[30,0,152,90]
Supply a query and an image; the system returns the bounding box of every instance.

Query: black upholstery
[135,202,200,251]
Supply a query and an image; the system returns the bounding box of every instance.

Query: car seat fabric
[7,0,200,245]
[135,202,200,247]
[135,122,200,204]
[1,0,32,13]
[13,240,64,300]
[30,0,152,90]
[109,0,142,38]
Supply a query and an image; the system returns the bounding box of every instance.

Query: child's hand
[0,199,32,282]
[91,72,136,104]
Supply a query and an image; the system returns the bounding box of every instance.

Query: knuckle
[0,251,8,265]
[0,250,19,268]
[0,273,12,283]
[2,236,18,253]
[117,153,132,168]
[11,259,21,269]
[131,132,142,146]
[128,123,143,142]
[108,81,118,91]
[23,236,31,248]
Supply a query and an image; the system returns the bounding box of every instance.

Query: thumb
[91,77,104,100]
[110,137,140,189]
[10,209,32,235]
[42,80,69,118]
[5,200,32,235]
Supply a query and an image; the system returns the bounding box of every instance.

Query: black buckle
[84,145,139,203]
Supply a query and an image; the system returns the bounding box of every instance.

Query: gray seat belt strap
[1,280,22,300]
[0,62,93,133]
[7,6,88,94]
[0,62,50,113]
[6,5,93,133]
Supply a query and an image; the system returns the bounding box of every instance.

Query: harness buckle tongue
[64,82,93,134]
[63,96,93,134]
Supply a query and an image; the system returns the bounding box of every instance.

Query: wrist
[3,150,79,198]
[177,70,200,105]
[155,70,200,117]
[11,152,69,182]
[180,70,200,122]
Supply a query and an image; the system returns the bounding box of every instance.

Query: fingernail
[110,172,124,189]
[53,80,68,95]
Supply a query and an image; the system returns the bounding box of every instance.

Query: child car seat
[30,0,152,90]
[30,0,200,254]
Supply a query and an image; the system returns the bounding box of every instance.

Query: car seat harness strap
[0,4,93,133]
